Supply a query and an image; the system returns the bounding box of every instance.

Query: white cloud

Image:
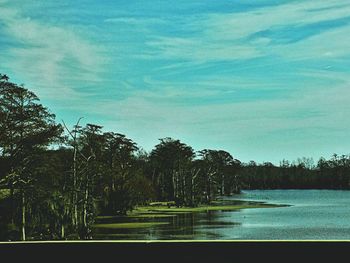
[0,3,106,100]
[146,36,262,62]
[91,79,349,136]
[143,0,350,63]
[274,25,350,60]
[200,0,350,41]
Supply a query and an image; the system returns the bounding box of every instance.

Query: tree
[150,138,195,206]
[0,74,63,240]
[100,132,139,215]
[198,149,240,202]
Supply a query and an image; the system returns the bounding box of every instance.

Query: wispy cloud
[274,25,350,60]
[0,1,107,101]
[141,0,350,64]
[200,0,350,40]
[145,36,262,62]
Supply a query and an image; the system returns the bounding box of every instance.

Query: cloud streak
[141,0,350,64]
[0,2,106,101]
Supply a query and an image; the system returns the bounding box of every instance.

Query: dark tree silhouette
[0,74,63,240]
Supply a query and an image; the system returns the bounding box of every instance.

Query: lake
[93,190,350,240]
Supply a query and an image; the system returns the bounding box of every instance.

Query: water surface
[93,190,350,240]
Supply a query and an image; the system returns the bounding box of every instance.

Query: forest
[1,73,350,241]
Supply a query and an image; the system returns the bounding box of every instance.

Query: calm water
[93,190,350,240]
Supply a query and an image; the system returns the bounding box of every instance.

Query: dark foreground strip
[0,241,349,261]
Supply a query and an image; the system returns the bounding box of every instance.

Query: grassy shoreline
[130,202,285,215]
[93,200,288,230]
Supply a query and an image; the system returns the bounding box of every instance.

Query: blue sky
[1,0,350,164]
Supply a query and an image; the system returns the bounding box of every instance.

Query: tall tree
[0,74,63,240]
[101,132,139,215]
[198,149,241,202]
[150,138,195,206]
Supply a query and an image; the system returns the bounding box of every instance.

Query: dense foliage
[1,74,349,241]
[0,74,241,240]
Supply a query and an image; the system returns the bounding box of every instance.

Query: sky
[1,0,350,164]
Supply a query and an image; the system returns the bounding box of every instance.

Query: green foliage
[150,137,196,204]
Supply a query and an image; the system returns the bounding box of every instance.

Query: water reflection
[93,208,241,240]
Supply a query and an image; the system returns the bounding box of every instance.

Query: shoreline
[93,200,288,230]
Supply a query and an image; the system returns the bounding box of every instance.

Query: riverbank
[93,200,287,230]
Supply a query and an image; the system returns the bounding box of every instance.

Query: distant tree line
[1,74,350,241]
[240,156,350,190]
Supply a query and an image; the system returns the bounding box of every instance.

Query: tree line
[240,156,350,190]
[1,73,349,241]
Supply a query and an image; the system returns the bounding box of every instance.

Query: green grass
[97,213,177,220]
[131,203,285,214]
[127,214,177,218]
[92,222,169,229]
[149,201,175,206]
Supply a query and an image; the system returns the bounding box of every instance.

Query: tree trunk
[190,169,199,207]
[182,172,186,205]
[61,224,65,239]
[83,182,89,229]
[207,176,211,203]
[72,145,78,228]
[10,186,14,224]
[176,172,180,206]
[172,171,176,201]
[191,176,194,206]
[221,173,225,196]
[21,192,26,241]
